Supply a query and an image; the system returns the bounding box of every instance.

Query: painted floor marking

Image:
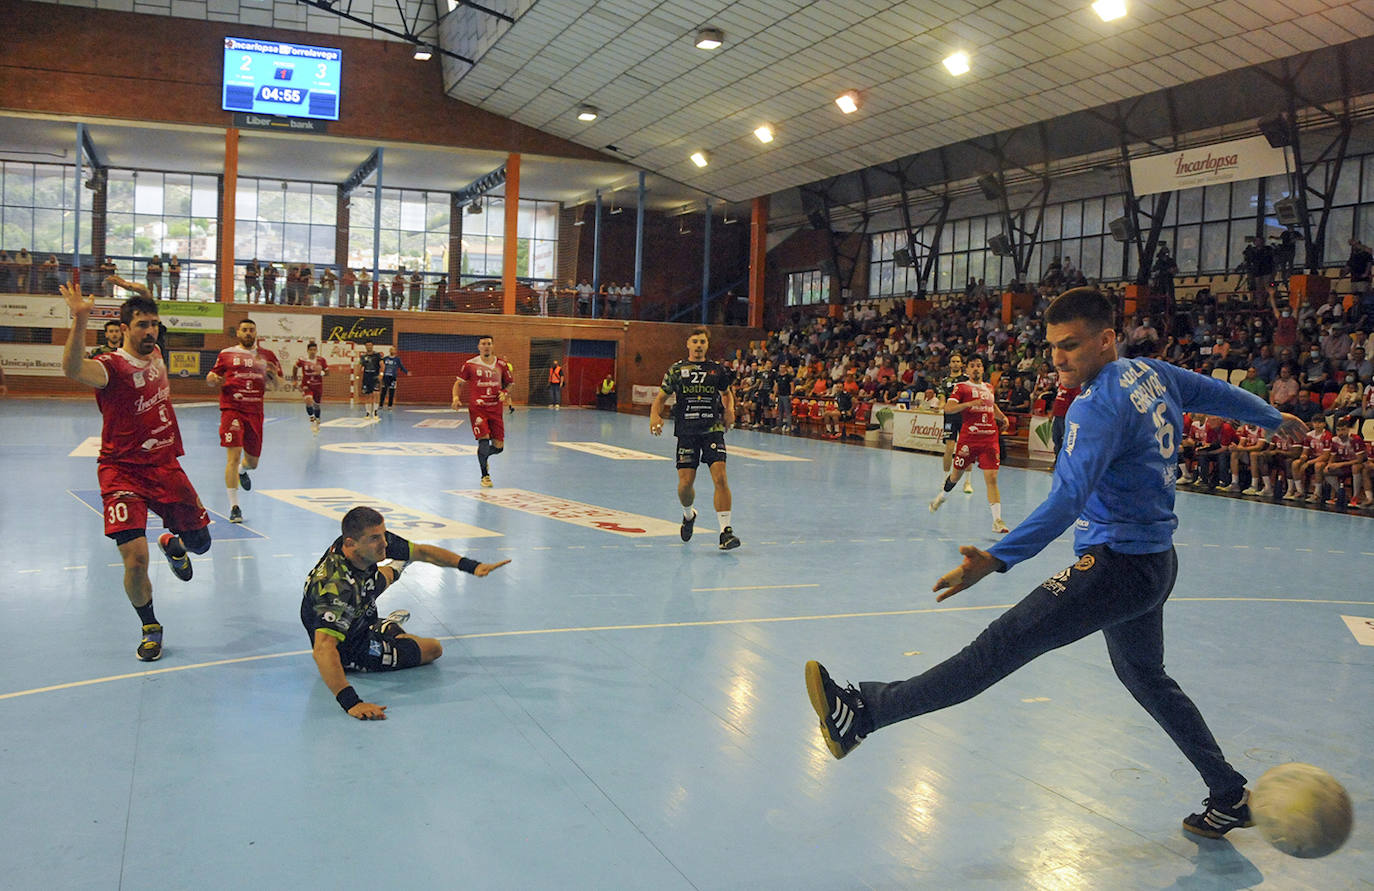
[724,445,811,462]
[320,441,476,457]
[548,441,668,461]
[1340,615,1374,646]
[261,488,500,539]
[692,583,820,592]
[447,487,686,537]
[6,596,1370,703]
[68,436,102,457]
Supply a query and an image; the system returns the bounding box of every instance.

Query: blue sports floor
[1,396,1370,890]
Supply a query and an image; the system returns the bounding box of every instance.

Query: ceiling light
[695,27,723,50]
[412,45,432,61]
[690,151,709,168]
[1092,0,1127,21]
[576,105,599,122]
[943,52,970,75]
[835,91,860,114]
[754,125,774,144]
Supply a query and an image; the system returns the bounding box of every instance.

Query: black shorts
[361,372,379,394]
[944,412,962,442]
[342,627,422,672]
[676,432,727,469]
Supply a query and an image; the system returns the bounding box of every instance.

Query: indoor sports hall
[1,399,1368,889]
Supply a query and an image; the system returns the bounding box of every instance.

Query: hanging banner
[322,314,393,344]
[250,311,322,342]
[0,295,69,328]
[1130,136,1288,196]
[0,344,66,376]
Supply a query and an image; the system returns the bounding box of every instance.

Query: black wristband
[336,685,362,712]
[458,557,480,574]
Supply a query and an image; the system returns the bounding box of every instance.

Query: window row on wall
[785,269,831,306]
[0,162,91,255]
[869,153,1374,297]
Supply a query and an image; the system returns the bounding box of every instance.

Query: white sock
[717,510,731,530]
[227,488,239,508]
[990,503,1002,522]
[683,505,696,521]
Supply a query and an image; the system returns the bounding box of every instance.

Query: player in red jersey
[451,334,513,487]
[929,357,1011,532]
[1322,417,1365,507]
[208,318,281,523]
[292,340,328,435]
[1287,415,1333,502]
[60,279,211,662]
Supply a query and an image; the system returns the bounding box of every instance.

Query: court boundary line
[3,596,1370,703]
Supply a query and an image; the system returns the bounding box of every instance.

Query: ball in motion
[1250,762,1353,858]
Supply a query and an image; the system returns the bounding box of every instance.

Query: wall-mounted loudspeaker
[977,174,1003,201]
[893,248,912,267]
[1273,197,1300,226]
[1258,115,1291,149]
[1107,216,1135,243]
[986,234,1013,257]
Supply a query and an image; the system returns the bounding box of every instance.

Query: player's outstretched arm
[409,543,511,577]
[59,283,109,388]
[933,545,1004,602]
[108,275,150,298]
[1271,412,1309,440]
[312,630,386,720]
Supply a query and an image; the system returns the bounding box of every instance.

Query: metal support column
[592,190,602,318]
[701,198,712,324]
[73,124,84,282]
[371,147,384,309]
[633,171,645,309]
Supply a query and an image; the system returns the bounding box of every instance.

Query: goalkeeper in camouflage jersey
[301,506,509,720]
[649,326,741,550]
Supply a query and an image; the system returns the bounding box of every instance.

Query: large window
[1,162,92,289]
[106,170,219,301]
[867,149,1374,298]
[786,269,831,306]
[458,194,558,284]
[236,177,335,270]
[346,185,450,277]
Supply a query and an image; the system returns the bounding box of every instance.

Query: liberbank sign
[1129,136,1289,196]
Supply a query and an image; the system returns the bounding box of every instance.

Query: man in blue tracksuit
[806,287,1308,838]
[379,347,410,410]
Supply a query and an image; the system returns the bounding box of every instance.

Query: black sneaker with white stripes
[680,509,696,542]
[1182,789,1254,838]
[805,660,868,759]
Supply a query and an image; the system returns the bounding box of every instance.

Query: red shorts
[98,460,209,538]
[303,385,323,403]
[952,438,1000,471]
[470,404,504,441]
[220,409,263,456]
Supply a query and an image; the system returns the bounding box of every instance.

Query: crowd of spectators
[727,244,1374,512]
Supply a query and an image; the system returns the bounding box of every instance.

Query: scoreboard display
[222,37,342,121]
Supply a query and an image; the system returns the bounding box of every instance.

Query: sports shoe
[229,505,243,524]
[158,532,192,582]
[1305,492,1320,503]
[929,495,944,513]
[1282,489,1298,500]
[1221,483,1241,492]
[1182,789,1254,839]
[804,660,868,759]
[993,519,1010,534]
[480,475,493,488]
[963,478,974,494]
[680,508,697,542]
[1242,486,1261,496]
[238,469,252,491]
[137,623,164,662]
[378,609,410,636]
[718,527,741,550]
[311,418,320,435]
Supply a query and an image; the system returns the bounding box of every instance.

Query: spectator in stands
[1343,238,1372,302]
[576,280,593,317]
[1251,343,1279,383]
[390,269,405,310]
[1272,228,1298,281]
[1300,345,1337,394]
[1291,386,1320,424]
[300,264,313,306]
[99,257,117,297]
[166,254,181,299]
[435,275,450,312]
[405,269,420,310]
[1005,376,1032,413]
[340,267,356,308]
[1238,366,1268,401]
[356,268,371,307]
[1151,244,1177,301]
[15,248,33,293]
[262,262,278,303]
[41,255,60,293]
[243,258,259,302]
[1126,315,1160,357]
[320,267,336,307]
[1327,379,1363,425]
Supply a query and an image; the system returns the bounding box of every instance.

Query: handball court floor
[1,396,1370,891]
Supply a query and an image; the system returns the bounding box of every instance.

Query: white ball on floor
[1251,762,1353,858]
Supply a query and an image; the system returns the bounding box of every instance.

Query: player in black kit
[940,353,974,494]
[649,327,740,550]
[356,340,383,418]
